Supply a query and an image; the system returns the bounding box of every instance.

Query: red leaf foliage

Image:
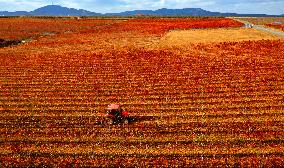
[0,17,283,167]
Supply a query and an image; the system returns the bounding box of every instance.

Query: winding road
[253,25,284,37]
[233,18,284,38]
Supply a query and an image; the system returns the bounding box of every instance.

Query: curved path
[233,18,284,38]
[254,25,284,37]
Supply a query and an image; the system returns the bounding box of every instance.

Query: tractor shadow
[130,115,160,123]
[96,116,159,126]
[0,39,22,48]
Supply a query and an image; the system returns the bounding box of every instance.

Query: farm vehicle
[104,104,134,125]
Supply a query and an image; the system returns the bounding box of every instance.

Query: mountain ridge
[0,5,279,17]
[31,5,101,16]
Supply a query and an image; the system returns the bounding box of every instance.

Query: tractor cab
[106,104,122,115]
[105,104,130,124]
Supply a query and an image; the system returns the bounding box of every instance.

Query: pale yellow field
[159,28,282,46]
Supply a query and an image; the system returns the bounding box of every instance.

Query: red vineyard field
[0,17,243,41]
[238,17,284,25]
[0,17,120,40]
[236,17,284,32]
[0,18,283,167]
[108,18,244,35]
[266,24,284,31]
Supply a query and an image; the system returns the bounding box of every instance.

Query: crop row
[1,93,283,104]
[1,142,283,156]
[2,83,283,97]
[1,118,283,133]
[1,155,283,167]
[1,98,283,110]
[1,85,283,99]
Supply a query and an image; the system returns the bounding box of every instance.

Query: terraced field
[0,17,284,167]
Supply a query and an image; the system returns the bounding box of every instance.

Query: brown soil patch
[158,28,282,47]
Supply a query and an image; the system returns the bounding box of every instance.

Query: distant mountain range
[0,5,281,17]
[0,5,100,16]
[106,8,276,17]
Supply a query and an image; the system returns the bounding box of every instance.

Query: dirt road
[233,18,284,38]
[253,25,284,37]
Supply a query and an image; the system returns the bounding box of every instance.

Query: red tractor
[105,104,132,124]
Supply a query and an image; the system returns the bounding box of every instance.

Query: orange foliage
[108,18,244,35]
[0,17,283,167]
[266,24,284,31]
[0,17,120,40]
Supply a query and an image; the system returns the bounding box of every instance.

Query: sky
[0,0,283,15]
